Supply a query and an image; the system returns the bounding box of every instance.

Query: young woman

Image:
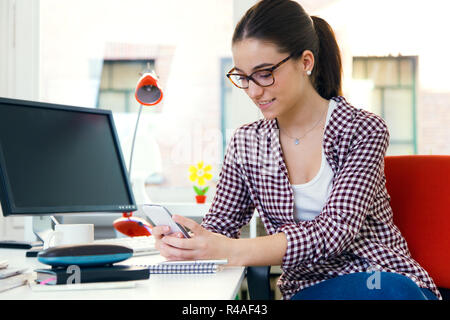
[153,0,441,300]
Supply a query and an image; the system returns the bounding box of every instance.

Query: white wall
[0,0,40,240]
[226,0,262,138]
[0,0,40,100]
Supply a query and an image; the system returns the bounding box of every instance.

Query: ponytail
[310,16,342,99]
[233,0,343,100]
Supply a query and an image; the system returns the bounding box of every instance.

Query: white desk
[0,248,246,300]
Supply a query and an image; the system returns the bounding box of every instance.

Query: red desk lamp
[113,65,163,237]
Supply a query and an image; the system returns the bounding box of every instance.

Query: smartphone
[142,204,191,238]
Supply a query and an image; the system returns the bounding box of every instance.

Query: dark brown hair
[232,0,342,99]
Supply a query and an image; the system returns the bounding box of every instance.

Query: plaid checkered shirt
[201,96,441,300]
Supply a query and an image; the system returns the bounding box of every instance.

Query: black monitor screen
[0,97,136,216]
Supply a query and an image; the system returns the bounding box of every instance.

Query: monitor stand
[32,215,59,243]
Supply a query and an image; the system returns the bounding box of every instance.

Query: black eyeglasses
[226,54,292,89]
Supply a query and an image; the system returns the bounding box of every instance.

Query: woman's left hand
[158,215,233,262]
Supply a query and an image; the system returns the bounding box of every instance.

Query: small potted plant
[193,185,209,204]
[189,161,212,204]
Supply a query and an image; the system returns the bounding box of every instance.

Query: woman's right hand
[152,225,184,259]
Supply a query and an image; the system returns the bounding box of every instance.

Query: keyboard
[94,236,159,256]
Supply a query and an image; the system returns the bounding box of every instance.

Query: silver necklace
[280,109,327,145]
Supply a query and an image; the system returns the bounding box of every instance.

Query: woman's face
[231,38,312,120]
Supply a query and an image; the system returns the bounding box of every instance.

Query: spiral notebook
[137,259,228,274]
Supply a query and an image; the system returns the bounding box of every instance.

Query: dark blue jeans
[291,272,438,300]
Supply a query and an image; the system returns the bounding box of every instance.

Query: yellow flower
[189,161,212,186]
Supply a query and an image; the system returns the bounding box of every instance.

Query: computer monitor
[0,97,137,241]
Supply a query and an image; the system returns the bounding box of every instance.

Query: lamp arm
[128,104,144,179]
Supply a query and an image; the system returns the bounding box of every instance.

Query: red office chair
[384,155,450,299]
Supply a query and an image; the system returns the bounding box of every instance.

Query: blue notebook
[138,259,228,274]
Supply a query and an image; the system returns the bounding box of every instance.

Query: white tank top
[292,99,336,222]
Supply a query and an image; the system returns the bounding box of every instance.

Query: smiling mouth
[257,98,276,108]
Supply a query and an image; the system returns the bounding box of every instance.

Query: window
[97,59,156,113]
[352,56,418,155]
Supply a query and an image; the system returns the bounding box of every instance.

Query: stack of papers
[0,259,30,293]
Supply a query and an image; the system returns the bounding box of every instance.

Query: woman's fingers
[161,234,194,249]
[157,238,197,261]
[152,225,169,239]
[153,226,184,238]
[153,225,184,253]
[153,216,216,261]
[172,215,204,235]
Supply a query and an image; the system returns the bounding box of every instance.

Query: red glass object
[113,212,153,237]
